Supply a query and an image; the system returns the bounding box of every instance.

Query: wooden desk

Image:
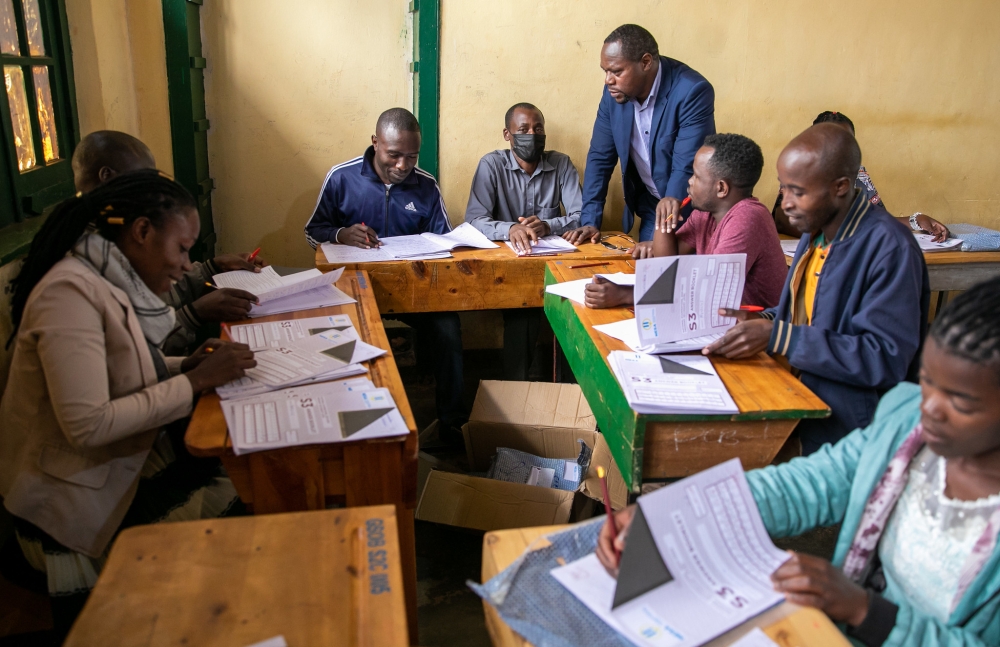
[314,234,632,313]
[65,506,409,647]
[544,260,830,492]
[481,525,850,647]
[780,234,1000,292]
[183,270,420,641]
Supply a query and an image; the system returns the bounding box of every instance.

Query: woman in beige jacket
[0,170,256,634]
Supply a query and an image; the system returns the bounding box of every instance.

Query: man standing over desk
[705,124,929,454]
[465,102,583,379]
[304,108,466,442]
[563,24,715,255]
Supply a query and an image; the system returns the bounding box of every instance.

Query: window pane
[20,0,42,56]
[0,0,18,54]
[4,66,36,171]
[32,66,57,162]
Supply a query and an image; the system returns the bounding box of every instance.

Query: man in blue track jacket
[706,123,929,454]
[305,108,465,441]
[564,24,715,253]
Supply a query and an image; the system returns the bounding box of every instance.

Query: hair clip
[106,217,125,225]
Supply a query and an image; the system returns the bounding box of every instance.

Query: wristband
[908,213,922,231]
[334,227,344,244]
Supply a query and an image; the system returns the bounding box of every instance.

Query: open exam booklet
[551,459,789,647]
[320,222,498,263]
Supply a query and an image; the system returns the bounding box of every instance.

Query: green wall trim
[0,214,47,265]
[410,0,439,179]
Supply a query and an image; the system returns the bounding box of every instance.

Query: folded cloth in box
[486,441,592,491]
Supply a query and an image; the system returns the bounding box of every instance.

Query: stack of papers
[914,233,963,252]
[212,266,355,317]
[550,459,788,647]
[321,223,497,263]
[607,351,737,415]
[219,315,387,399]
[506,235,578,256]
[593,318,723,354]
[220,378,409,455]
[779,239,799,258]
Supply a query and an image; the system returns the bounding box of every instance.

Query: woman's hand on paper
[192,288,258,322]
[771,551,870,627]
[584,276,634,309]
[596,504,637,577]
[184,342,257,393]
[703,309,772,359]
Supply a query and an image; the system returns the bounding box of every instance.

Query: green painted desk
[544,260,830,493]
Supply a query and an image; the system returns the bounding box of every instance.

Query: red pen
[680,196,691,208]
[247,247,261,262]
[740,305,765,312]
[598,466,620,560]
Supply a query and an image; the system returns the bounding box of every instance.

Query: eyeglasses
[599,233,635,252]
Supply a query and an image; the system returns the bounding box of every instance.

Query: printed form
[230,315,356,350]
[607,351,737,415]
[213,267,344,304]
[634,254,745,351]
[551,459,789,647]
[220,381,409,455]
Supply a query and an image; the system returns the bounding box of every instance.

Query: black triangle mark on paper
[612,505,673,609]
[339,408,394,437]
[307,325,352,335]
[658,356,712,375]
[320,339,357,364]
[636,260,679,305]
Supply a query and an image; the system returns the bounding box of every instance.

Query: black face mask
[511,134,546,163]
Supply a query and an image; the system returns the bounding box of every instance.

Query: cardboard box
[415,381,628,532]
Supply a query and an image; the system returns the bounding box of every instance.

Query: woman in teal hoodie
[598,277,1000,646]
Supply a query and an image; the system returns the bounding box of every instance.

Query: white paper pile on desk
[551,459,788,647]
[220,378,409,455]
[212,266,355,316]
[914,232,963,252]
[218,316,386,399]
[321,223,497,263]
[607,351,737,415]
[543,272,636,305]
[594,319,723,354]
[779,239,799,258]
[506,234,579,256]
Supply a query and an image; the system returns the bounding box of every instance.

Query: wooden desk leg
[344,442,419,644]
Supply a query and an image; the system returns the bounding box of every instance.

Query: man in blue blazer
[564,24,715,253]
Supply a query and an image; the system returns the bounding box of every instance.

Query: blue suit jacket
[581,56,715,233]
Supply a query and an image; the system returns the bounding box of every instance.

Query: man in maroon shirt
[585,133,787,308]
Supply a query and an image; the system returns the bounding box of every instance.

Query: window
[0,0,76,239]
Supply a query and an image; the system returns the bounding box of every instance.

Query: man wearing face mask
[464,102,583,379]
[565,24,715,257]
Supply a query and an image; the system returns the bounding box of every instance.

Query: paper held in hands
[634,254,746,352]
[550,459,789,647]
[506,234,579,256]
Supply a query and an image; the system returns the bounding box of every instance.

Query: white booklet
[216,362,367,400]
[221,381,409,455]
[505,234,578,256]
[551,459,788,647]
[322,223,497,262]
[634,254,745,350]
[248,283,355,317]
[290,328,387,365]
[215,341,366,400]
[213,267,344,305]
[779,239,799,258]
[914,233,963,252]
[230,315,356,350]
[593,318,723,355]
[607,351,737,415]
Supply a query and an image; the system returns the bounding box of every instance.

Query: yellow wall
[439,0,1000,234]
[64,0,173,173]
[202,0,413,267]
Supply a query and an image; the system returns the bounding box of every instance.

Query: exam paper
[634,254,746,349]
[779,239,799,258]
[597,272,637,286]
[321,243,395,264]
[594,320,725,355]
[216,363,367,400]
[421,222,498,250]
[506,235,579,256]
[248,283,356,317]
[214,267,344,305]
[230,315,357,350]
[544,278,590,305]
[607,350,737,415]
[551,459,788,647]
[215,343,356,400]
[291,328,387,365]
[914,233,963,252]
[221,382,409,455]
[380,235,454,259]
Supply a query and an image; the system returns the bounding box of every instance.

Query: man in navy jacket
[305,108,465,441]
[564,24,715,253]
[706,124,929,454]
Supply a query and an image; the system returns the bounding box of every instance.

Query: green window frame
[0,0,78,264]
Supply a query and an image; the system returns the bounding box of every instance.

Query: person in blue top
[599,277,1000,646]
[705,123,929,453]
[304,108,465,442]
[563,24,715,255]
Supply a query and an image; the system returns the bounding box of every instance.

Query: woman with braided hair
[598,277,1000,646]
[0,169,256,635]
